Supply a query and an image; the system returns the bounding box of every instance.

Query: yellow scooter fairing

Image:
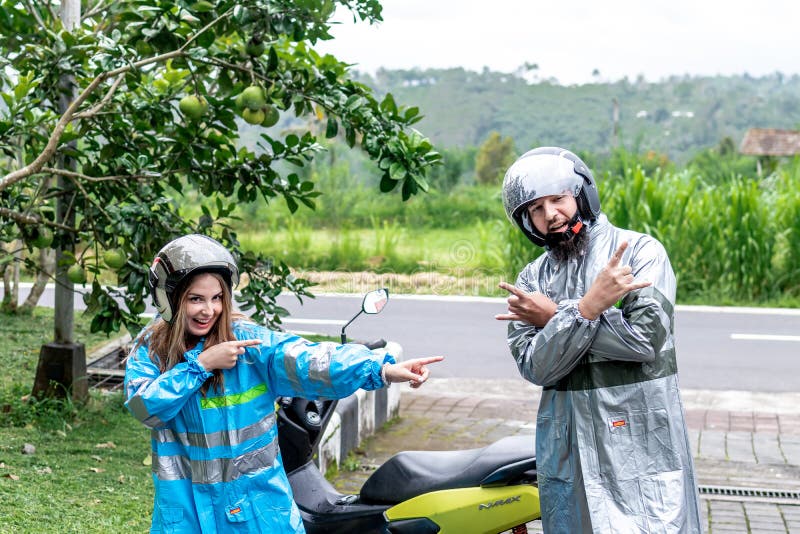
[385,485,540,534]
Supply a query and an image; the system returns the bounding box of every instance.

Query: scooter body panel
[275,293,541,533]
[385,485,541,534]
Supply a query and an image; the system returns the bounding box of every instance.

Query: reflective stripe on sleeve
[125,376,150,400]
[308,343,334,386]
[282,339,334,391]
[281,338,305,391]
[127,394,165,428]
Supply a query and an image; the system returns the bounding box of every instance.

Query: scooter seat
[359,435,535,504]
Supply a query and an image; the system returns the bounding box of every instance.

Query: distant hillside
[353,68,800,163]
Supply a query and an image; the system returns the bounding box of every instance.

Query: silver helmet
[148,234,239,323]
[502,147,600,247]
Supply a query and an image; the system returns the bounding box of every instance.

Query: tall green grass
[233,155,800,305]
[600,162,799,304]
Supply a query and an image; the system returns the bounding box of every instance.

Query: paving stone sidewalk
[328,379,800,534]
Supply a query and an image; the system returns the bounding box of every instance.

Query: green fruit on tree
[67,264,87,284]
[234,93,246,112]
[31,227,53,248]
[240,86,266,111]
[179,95,208,120]
[260,105,280,127]
[245,38,265,57]
[242,108,266,125]
[103,248,127,269]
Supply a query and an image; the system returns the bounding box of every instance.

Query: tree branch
[83,0,109,20]
[22,0,47,28]
[196,56,253,77]
[42,1,56,22]
[0,206,76,231]
[0,73,108,193]
[0,207,39,225]
[41,167,160,182]
[73,74,124,120]
[0,8,236,192]
[180,8,234,52]
[65,170,113,221]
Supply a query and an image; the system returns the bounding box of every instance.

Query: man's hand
[495,282,558,327]
[198,339,262,370]
[384,356,445,388]
[579,241,652,320]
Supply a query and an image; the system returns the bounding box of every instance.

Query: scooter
[277,288,541,534]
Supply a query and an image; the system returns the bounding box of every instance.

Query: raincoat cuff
[559,299,601,325]
[184,347,214,380]
[374,353,397,389]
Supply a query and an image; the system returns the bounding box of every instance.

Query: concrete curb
[317,341,403,474]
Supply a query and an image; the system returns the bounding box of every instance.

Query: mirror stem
[340,310,363,344]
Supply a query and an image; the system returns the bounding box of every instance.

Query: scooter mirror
[362,288,389,315]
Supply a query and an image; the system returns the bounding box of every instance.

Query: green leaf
[192,1,216,13]
[268,46,279,72]
[325,118,338,139]
[380,93,397,115]
[401,177,416,201]
[389,162,407,181]
[13,81,29,101]
[379,173,397,193]
[345,94,364,112]
[219,70,233,93]
[187,47,208,60]
[411,173,429,192]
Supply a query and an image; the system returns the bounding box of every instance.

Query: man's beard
[547,226,589,262]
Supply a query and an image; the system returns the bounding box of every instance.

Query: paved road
[275,293,800,392]
[8,284,800,392]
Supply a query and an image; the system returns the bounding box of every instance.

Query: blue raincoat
[125,320,393,533]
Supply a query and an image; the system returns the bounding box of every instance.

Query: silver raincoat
[507,214,702,533]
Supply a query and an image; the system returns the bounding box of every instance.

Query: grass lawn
[0,395,153,533]
[0,308,342,533]
[0,308,152,533]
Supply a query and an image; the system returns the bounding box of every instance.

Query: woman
[125,234,442,533]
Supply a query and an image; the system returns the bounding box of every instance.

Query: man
[496,147,701,533]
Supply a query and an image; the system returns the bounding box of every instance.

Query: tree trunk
[33,0,87,402]
[2,241,21,312]
[53,0,80,344]
[20,246,55,313]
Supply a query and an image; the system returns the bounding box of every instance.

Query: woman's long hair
[134,271,246,396]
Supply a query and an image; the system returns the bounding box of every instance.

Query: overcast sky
[316,0,800,85]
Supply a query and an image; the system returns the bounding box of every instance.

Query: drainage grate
[699,484,800,505]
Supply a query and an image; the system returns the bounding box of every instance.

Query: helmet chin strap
[544,212,584,248]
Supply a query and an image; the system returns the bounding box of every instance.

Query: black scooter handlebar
[360,338,387,350]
